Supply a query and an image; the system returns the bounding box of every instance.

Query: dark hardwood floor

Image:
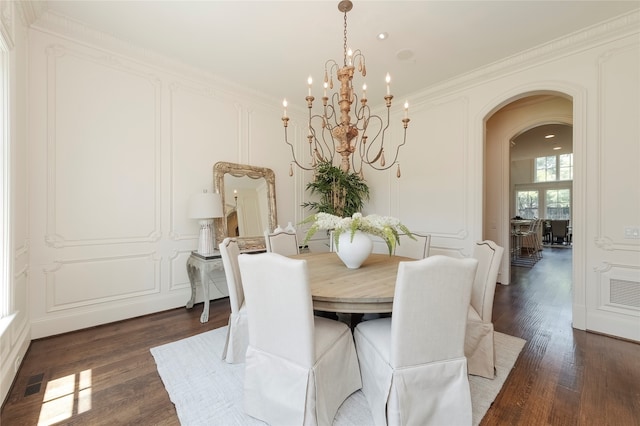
[2,248,639,425]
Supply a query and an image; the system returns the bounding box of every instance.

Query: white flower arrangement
[301,212,414,255]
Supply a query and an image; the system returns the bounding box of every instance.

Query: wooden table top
[291,252,413,314]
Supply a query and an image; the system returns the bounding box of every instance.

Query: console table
[186,251,226,323]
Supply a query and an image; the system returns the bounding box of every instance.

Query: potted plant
[302,161,369,218]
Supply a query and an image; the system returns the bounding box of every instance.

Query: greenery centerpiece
[302,212,413,256]
[302,161,369,218]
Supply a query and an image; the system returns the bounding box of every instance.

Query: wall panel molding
[44,43,162,247]
[168,80,241,241]
[43,252,160,312]
[596,42,640,252]
[169,249,191,291]
[397,96,470,239]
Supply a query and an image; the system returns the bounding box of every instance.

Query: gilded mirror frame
[214,161,277,251]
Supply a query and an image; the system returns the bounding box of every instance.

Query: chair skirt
[244,318,361,426]
[355,324,472,426]
[221,307,249,364]
[465,312,495,379]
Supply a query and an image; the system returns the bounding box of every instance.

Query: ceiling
[35,1,639,108]
[511,123,573,161]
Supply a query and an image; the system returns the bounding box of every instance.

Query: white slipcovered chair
[393,232,431,259]
[218,237,249,363]
[238,252,362,425]
[354,255,478,426]
[465,240,505,378]
[264,230,299,256]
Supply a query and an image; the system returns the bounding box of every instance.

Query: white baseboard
[0,315,30,407]
[30,292,225,339]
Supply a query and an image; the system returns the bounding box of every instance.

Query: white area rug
[151,326,525,426]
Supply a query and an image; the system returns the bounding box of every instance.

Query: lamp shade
[188,192,224,219]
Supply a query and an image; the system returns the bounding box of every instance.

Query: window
[546,189,571,220]
[516,190,538,219]
[535,153,573,182]
[558,154,573,181]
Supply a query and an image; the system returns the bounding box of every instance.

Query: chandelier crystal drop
[282,0,410,179]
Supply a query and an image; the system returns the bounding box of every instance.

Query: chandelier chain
[343,11,348,67]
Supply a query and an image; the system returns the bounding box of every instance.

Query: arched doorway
[484,93,574,284]
[482,89,587,331]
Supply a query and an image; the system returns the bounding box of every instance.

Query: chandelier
[282,0,410,178]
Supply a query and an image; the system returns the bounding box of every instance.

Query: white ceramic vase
[336,230,373,269]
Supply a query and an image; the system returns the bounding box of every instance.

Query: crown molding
[30,10,275,106]
[17,0,45,27]
[412,9,640,104]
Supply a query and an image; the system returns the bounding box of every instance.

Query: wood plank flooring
[2,248,639,425]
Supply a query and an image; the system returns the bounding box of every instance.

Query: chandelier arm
[324,60,339,91]
[284,127,317,171]
[361,127,409,171]
[323,98,337,124]
[327,92,342,127]
[309,114,336,164]
[350,93,367,122]
[360,114,384,161]
[366,104,393,163]
[351,49,366,76]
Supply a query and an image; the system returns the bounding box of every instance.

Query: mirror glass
[214,162,277,251]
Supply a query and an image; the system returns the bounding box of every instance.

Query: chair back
[390,255,478,368]
[551,219,569,238]
[219,238,244,313]
[470,240,504,322]
[238,252,315,366]
[265,231,299,256]
[393,233,431,259]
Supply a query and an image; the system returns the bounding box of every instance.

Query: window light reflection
[37,369,93,425]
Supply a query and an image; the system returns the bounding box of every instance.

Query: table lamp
[188,190,224,255]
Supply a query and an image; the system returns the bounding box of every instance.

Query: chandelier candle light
[282,0,410,179]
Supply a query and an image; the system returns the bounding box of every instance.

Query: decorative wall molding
[32,11,275,106]
[596,42,640,252]
[43,252,161,312]
[13,265,27,280]
[168,81,227,242]
[397,96,470,239]
[412,10,640,104]
[167,81,244,242]
[169,249,192,291]
[14,239,28,259]
[44,43,162,247]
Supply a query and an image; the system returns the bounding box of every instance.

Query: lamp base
[197,219,216,255]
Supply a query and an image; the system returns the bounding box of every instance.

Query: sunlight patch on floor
[37,369,92,425]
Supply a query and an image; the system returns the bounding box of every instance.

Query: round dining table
[291,251,414,314]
